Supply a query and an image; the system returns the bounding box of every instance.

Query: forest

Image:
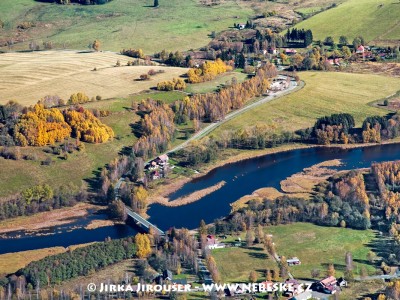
[13,236,136,288]
[0,102,114,147]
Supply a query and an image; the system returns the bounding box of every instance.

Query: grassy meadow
[213,223,377,284]
[212,245,277,283]
[0,91,186,197]
[267,223,377,280]
[292,0,400,44]
[0,51,188,106]
[0,0,253,53]
[185,71,248,94]
[211,72,400,136]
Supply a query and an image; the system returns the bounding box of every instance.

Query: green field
[0,0,253,53]
[0,91,186,197]
[185,72,248,94]
[212,245,277,283]
[213,223,378,283]
[211,72,400,136]
[267,223,377,280]
[292,0,400,44]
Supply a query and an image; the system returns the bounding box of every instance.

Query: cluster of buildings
[355,45,396,61]
[205,234,226,250]
[269,77,290,92]
[145,154,170,180]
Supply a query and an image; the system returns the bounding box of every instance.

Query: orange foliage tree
[187,58,231,83]
[15,104,71,146]
[63,108,114,143]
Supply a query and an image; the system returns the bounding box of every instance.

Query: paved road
[355,273,400,281]
[168,77,303,154]
[114,76,303,217]
[125,206,164,235]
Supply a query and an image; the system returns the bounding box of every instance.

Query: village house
[270,78,289,92]
[205,234,226,249]
[326,58,342,66]
[155,154,169,166]
[145,154,170,180]
[285,48,297,55]
[337,277,348,288]
[154,269,173,284]
[287,257,301,266]
[356,45,365,54]
[268,47,278,55]
[315,276,337,294]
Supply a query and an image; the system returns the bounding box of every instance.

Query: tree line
[176,64,275,122]
[0,183,87,221]
[295,112,400,146]
[285,28,313,47]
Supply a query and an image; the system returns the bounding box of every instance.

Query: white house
[287,257,301,266]
[207,243,226,250]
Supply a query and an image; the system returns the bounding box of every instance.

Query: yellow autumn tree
[63,108,114,143]
[68,92,90,105]
[187,58,231,83]
[15,104,71,146]
[135,233,152,258]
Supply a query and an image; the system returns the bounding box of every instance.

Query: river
[2,143,400,254]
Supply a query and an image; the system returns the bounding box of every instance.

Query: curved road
[115,76,304,199]
[168,77,303,153]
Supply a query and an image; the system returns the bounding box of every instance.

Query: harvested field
[0,51,188,105]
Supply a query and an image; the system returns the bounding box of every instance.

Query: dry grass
[0,247,66,274]
[230,187,280,211]
[0,50,188,105]
[84,219,116,230]
[0,203,99,235]
[0,242,96,275]
[280,160,341,194]
[51,259,136,293]
[151,180,226,207]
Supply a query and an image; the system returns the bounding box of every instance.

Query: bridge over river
[125,206,164,236]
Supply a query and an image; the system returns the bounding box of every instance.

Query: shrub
[24,153,38,161]
[42,157,53,166]
[139,74,150,81]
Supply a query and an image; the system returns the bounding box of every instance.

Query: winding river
[2,143,400,254]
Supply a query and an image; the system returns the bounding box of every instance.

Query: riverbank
[0,203,103,235]
[230,159,345,211]
[149,139,400,210]
[150,180,226,207]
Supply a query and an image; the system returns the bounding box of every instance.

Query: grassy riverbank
[0,203,101,235]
